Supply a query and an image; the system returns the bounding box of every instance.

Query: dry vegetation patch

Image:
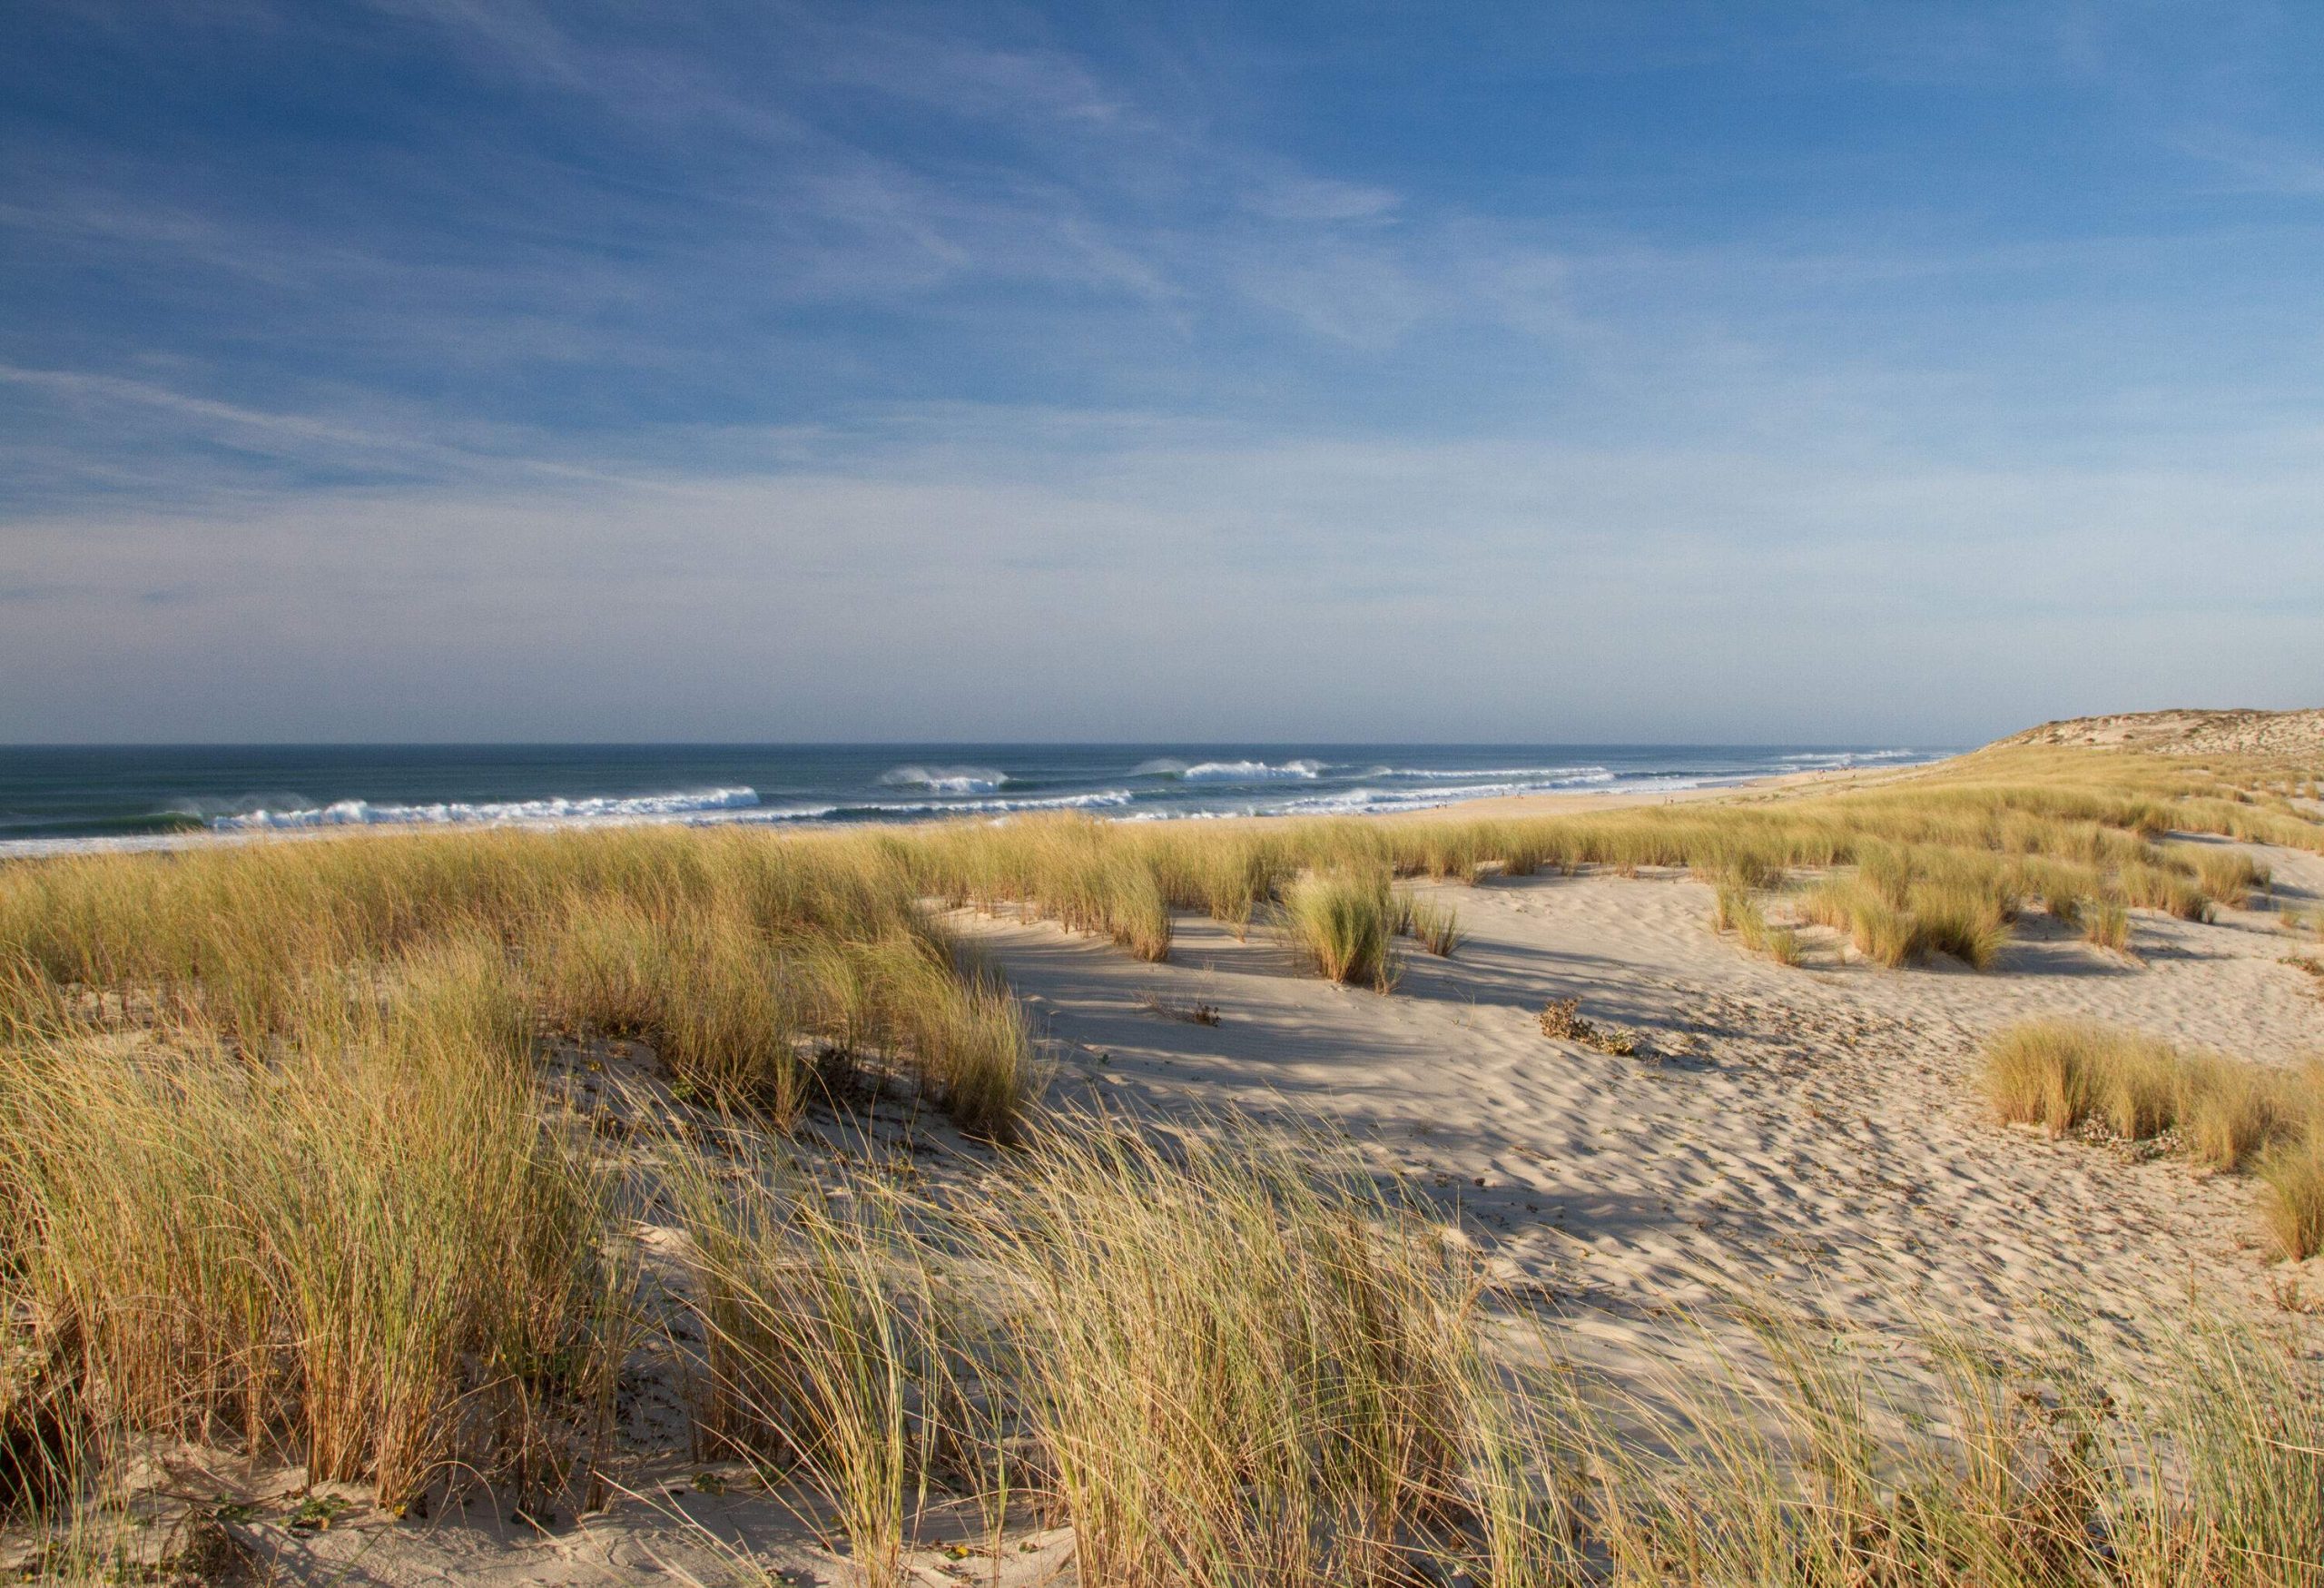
[1537,996,1641,1057]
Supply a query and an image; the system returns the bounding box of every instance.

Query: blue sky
[3,2,2319,743]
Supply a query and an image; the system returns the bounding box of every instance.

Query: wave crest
[853,789,1134,817]
[878,764,1009,794]
[1179,759,1324,783]
[212,786,763,830]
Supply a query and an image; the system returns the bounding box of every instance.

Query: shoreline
[0,760,1950,862]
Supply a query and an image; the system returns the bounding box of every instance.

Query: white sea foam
[845,789,1137,817]
[212,786,763,830]
[878,764,1009,794]
[1177,759,1324,783]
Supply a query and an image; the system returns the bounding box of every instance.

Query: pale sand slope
[2000,706,2324,758]
[964,837,2324,1378]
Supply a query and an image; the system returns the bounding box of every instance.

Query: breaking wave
[878,764,1009,794]
[834,789,1136,818]
[1179,759,1324,783]
[212,786,764,830]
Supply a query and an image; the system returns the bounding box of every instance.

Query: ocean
[0,744,1947,854]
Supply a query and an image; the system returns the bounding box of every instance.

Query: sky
[3,1,2320,745]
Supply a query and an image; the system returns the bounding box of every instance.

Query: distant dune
[1996,705,2324,756]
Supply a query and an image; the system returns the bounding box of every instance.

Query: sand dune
[2001,706,2324,758]
[967,841,2324,1380]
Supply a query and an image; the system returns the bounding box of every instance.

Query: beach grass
[1394,888,1465,956]
[0,938,616,1509]
[2083,896,2133,952]
[1982,1019,2324,1256]
[1278,868,1402,990]
[652,1114,2324,1588]
[1710,883,1801,965]
[960,1120,1478,1587]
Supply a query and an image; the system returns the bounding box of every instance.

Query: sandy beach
[6,717,2322,1585]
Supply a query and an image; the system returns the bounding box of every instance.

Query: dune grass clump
[1280,869,1401,991]
[1905,877,2013,970]
[1520,1302,2324,1588]
[2121,860,2214,922]
[1798,852,2015,970]
[0,827,1037,1139]
[2083,897,2133,952]
[965,1122,1481,1588]
[1800,878,1923,967]
[1984,1020,2184,1141]
[1141,829,1297,937]
[1983,1020,2324,1256]
[2179,843,2271,909]
[0,941,617,1509]
[667,1141,954,1587]
[1393,889,1464,957]
[663,1115,1503,1587]
[899,815,1175,962]
[1710,884,1801,965]
[2259,1131,2324,1267]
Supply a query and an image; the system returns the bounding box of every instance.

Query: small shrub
[1138,991,1221,1026]
[1540,996,1640,1056]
